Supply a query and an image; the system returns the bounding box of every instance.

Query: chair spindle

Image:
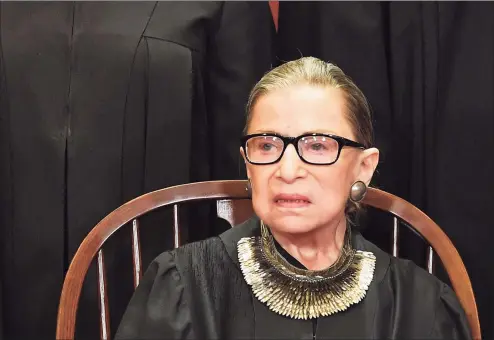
[97,249,110,340]
[392,217,400,257]
[427,246,435,274]
[131,219,142,288]
[173,204,181,248]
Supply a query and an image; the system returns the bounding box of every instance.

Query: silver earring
[350,181,367,202]
[246,178,252,197]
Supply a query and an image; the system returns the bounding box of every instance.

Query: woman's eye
[310,143,326,151]
[260,143,274,151]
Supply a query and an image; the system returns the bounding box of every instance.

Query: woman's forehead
[249,85,354,138]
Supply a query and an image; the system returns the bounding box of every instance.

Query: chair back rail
[56,180,481,340]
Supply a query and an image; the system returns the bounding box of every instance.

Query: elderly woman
[115,57,472,339]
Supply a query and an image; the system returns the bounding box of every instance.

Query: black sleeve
[429,283,473,340]
[206,1,274,180]
[114,251,192,340]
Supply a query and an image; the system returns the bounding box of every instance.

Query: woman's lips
[273,193,311,208]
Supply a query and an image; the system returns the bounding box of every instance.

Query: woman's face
[241,84,379,235]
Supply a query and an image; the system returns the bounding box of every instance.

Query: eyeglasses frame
[240,132,366,166]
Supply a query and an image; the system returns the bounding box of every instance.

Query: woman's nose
[277,144,304,182]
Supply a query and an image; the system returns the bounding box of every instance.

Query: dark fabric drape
[276,2,493,339]
[0,2,274,339]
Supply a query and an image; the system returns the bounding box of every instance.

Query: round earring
[246,178,252,197]
[350,180,367,202]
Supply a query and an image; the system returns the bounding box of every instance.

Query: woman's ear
[239,146,246,162]
[240,147,251,179]
[357,147,379,185]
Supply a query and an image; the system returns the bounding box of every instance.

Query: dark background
[1,2,492,339]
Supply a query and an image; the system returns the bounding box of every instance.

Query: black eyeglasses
[240,133,366,165]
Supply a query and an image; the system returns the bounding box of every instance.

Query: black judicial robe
[115,217,472,339]
[0,2,273,338]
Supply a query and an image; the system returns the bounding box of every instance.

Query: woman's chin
[266,215,319,235]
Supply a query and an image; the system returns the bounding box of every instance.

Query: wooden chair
[56,180,481,340]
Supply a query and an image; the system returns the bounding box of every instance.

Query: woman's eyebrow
[301,130,338,135]
[248,129,340,136]
[249,129,279,134]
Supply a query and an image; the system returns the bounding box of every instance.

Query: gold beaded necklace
[238,221,376,319]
